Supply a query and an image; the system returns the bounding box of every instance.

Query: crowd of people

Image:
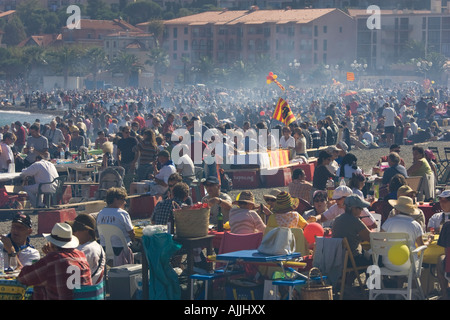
[0,79,449,300]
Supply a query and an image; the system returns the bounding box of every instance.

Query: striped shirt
[229,208,266,234]
[136,141,158,165]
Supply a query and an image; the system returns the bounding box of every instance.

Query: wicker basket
[173,202,210,238]
[300,267,333,300]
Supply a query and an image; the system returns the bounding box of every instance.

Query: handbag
[257,227,296,256]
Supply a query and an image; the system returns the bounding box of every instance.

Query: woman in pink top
[229,191,266,234]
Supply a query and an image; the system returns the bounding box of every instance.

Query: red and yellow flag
[273,97,296,125]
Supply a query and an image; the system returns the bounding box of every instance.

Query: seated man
[20,155,59,207]
[148,150,177,196]
[381,152,408,186]
[288,168,313,203]
[0,213,40,269]
[331,195,372,267]
[18,222,92,300]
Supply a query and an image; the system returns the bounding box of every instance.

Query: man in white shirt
[148,150,176,195]
[20,155,59,207]
[382,102,397,146]
[176,152,195,186]
[0,132,16,172]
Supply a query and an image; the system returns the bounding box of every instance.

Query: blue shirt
[382,164,408,185]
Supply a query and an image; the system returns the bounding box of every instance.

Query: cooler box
[108,264,142,300]
[129,194,161,219]
[38,208,77,234]
[232,170,260,189]
[265,167,292,187]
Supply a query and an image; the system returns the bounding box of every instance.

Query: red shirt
[134,116,146,129]
[18,249,92,300]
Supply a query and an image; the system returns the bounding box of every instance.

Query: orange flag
[347,72,355,81]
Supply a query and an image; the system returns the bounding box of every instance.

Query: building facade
[162,8,357,74]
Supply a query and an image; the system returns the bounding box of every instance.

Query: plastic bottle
[9,255,17,271]
[0,241,4,274]
[217,206,224,232]
[339,177,346,187]
[60,149,65,159]
[326,178,334,200]
[167,213,174,235]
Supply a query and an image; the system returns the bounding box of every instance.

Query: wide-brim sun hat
[232,191,256,206]
[43,222,79,249]
[263,189,282,201]
[273,191,300,214]
[388,196,421,216]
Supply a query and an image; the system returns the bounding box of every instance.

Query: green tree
[123,1,162,25]
[109,51,143,86]
[2,16,27,46]
[83,47,109,88]
[0,47,25,79]
[21,46,47,85]
[45,46,84,89]
[145,45,169,90]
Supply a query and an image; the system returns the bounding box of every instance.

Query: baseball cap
[12,213,32,229]
[438,190,450,198]
[344,195,370,208]
[204,176,220,185]
[332,186,353,200]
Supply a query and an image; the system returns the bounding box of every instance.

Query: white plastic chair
[369,232,427,300]
[371,213,382,232]
[97,224,130,267]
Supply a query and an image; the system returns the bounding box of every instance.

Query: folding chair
[369,232,427,300]
[313,237,370,300]
[406,176,423,193]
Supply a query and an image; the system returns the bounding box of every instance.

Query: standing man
[45,120,65,158]
[13,121,27,153]
[116,126,139,175]
[23,123,49,167]
[382,102,397,146]
[0,132,16,172]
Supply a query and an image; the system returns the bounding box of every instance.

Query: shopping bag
[257,227,296,256]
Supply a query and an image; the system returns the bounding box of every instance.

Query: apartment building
[348,4,450,71]
[163,8,356,73]
[103,31,156,64]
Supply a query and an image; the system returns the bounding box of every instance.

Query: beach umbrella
[359,88,374,93]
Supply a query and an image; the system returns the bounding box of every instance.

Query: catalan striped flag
[273,97,296,125]
[346,72,355,81]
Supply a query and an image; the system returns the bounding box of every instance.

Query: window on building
[173,40,177,51]
[323,39,327,51]
[184,40,188,51]
[184,27,188,34]
[323,26,327,33]
[173,27,178,38]
[314,25,318,37]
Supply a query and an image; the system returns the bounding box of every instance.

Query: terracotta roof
[105,31,153,37]
[17,34,57,47]
[164,8,340,26]
[63,19,142,32]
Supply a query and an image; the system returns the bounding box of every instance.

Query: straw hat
[233,191,256,206]
[272,191,300,214]
[43,223,79,249]
[388,196,421,216]
[397,185,416,198]
[263,189,282,201]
